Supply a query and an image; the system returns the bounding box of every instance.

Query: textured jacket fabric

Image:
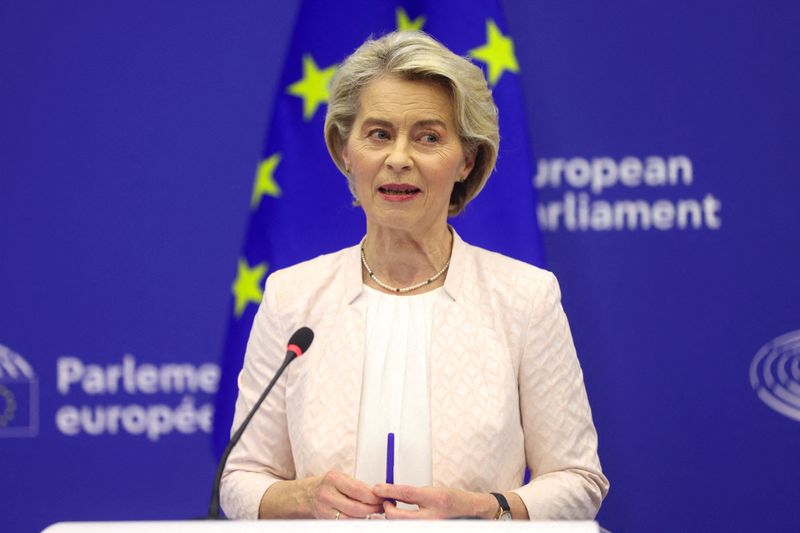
[220,230,609,519]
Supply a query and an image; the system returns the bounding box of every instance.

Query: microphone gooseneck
[207,326,314,519]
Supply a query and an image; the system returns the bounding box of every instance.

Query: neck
[361,225,453,294]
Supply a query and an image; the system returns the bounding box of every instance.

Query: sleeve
[510,271,610,519]
[220,272,296,519]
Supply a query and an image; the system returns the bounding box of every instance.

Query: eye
[368,129,390,141]
[419,132,440,144]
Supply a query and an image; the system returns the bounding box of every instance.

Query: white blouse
[354,285,448,493]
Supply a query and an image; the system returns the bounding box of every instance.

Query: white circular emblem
[750,329,800,422]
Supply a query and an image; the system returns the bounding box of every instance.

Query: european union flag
[214,0,544,457]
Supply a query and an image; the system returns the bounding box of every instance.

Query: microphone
[207,326,314,519]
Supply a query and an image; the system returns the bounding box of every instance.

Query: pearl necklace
[360,242,450,294]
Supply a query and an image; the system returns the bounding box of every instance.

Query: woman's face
[342,75,474,237]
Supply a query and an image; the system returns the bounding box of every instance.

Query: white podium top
[43,520,599,533]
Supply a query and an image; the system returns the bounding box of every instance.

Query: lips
[378,183,421,196]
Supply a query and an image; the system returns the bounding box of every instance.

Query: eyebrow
[360,117,449,130]
[415,119,448,130]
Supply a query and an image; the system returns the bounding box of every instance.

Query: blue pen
[386,432,396,504]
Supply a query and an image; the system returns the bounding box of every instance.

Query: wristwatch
[490,492,512,521]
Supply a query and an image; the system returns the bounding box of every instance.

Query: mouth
[378,184,421,196]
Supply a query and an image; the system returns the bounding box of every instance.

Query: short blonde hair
[324,31,499,216]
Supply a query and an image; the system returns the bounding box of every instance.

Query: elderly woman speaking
[221,31,609,521]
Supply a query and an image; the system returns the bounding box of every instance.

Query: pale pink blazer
[221,230,609,519]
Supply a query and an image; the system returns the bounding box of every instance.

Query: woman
[221,30,609,520]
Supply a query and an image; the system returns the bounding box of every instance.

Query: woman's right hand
[260,470,384,519]
[305,470,385,519]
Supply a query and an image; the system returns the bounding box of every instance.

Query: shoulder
[270,246,352,281]
[265,245,357,302]
[457,240,562,320]
[464,241,557,290]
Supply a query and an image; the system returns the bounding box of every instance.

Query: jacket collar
[345,226,466,304]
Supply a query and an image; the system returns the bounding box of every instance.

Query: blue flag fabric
[214,0,544,458]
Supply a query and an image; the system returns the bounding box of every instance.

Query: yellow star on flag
[287,54,337,121]
[231,258,267,318]
[251,153,282,209]
[468,19,519,86]
[396,8,426,32]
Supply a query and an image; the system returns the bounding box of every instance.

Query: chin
[366,210,415,230]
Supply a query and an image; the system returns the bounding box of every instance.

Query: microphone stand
[206,350,296,519]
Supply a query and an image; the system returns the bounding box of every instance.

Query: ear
[460,149,476,181]
[341,144,351,173]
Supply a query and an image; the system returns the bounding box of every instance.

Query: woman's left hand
[371,483,497,519]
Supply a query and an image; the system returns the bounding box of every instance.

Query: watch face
[499,510,513,521]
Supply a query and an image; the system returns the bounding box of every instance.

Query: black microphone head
[287,326,314,357]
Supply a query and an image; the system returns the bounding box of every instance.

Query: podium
[43,520,600,532]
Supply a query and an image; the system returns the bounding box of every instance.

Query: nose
[385,139,413,172]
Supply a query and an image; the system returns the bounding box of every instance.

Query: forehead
[356,75,454,123]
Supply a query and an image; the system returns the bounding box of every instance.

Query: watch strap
[490,492,511,520]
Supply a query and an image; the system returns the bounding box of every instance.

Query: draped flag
[214,0,545,457]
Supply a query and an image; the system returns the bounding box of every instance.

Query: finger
[338,501,385,518]
[319,471,383,506]
[331,509,375,520]
[383,499,432,520]
[335,474,384,505]
[322,490,383,518]
[315,475,382,519]
[332,509,355,520]
[372,483,423,504]
[336,509,390,520]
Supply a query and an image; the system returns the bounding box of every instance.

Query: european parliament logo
[750,329,800,423]
[0,344,39,437]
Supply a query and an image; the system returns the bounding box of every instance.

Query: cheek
[345,143,370,171]
[353,149,386,179]
[352,170,374,198]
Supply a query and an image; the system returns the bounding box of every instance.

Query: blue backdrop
[1,2,798,532]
